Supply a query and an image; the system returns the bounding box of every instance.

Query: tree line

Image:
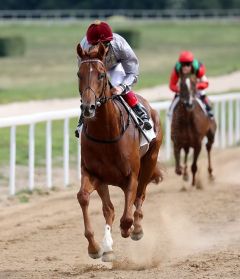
[1,0,240,10]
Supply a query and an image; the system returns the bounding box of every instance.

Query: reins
[79,58,131,143]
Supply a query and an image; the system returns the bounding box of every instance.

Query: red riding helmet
[179,51,194,63]
[86,20,113,45]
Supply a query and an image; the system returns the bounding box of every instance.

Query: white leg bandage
[102,224,113,253]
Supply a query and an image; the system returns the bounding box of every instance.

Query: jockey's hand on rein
[111,86,125,95]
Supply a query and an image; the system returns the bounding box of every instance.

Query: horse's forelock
[87,44,106,61]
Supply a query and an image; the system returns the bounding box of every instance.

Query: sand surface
[0,147,239,279]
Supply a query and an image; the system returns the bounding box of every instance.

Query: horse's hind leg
[206,128,215,180]
[131,195,144,241]
[120,174,138,238]
[77,169,102,259]
[183,147,189,181]
[131,135,162,241]
[96,184,115,262]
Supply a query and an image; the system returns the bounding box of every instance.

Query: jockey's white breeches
[107,64,126,87]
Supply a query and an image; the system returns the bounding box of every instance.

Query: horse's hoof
[180,186,187,192]
[130,230,144,241]
[175,168,182,175]
[121,229,131,238]
[102,251,115,262]
[196,179,203,190]
[209,174,215,182]
[89,248,103,259]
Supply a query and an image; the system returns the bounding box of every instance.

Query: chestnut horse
[171,75,217,186]
[76,43,163,261]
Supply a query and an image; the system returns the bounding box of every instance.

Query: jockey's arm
[169,69,180,93]
[196,64,209,90]
[114,35,139,92]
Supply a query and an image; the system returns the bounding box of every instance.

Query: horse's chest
[82,145,132,183]
[172,120,199,145]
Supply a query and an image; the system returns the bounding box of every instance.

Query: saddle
[118,96,156,156]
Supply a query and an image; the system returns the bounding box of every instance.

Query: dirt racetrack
[0,147,239,279]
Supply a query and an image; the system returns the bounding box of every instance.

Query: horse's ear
[76,43,85,58]
[98,42,106,61]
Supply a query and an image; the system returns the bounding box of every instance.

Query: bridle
[78,58,130,143]
[79,58,115,106]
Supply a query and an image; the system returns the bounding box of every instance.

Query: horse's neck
[85,88,122,135]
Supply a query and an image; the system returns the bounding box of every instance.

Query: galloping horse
[171,74,217,186]
[76,43,163,261]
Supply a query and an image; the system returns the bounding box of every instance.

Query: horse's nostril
[90,104,96,111]
[80,104,83,110]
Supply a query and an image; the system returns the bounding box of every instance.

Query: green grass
[0,20,240,103]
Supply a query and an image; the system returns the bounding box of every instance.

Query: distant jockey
[169,50,214,118]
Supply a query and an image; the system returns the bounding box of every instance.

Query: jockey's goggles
[182,62,192,67]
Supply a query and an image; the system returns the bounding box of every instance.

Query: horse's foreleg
[96,185,115,262]
[120,174,138,238]
[191,145,201,186]
[183,147,189,181]
[174,143,182,175]
[77,171,102,259]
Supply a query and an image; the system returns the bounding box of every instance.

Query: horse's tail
[151,161,164,184]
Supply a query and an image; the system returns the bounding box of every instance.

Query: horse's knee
[77,191,90,207]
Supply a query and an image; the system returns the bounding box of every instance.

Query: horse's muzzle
[82,104,96,118]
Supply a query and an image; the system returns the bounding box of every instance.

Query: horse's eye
[98,73,106,80]
[77,72,81,79]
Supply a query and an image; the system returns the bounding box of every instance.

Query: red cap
[179,51,194,63]
[86,20,113,45]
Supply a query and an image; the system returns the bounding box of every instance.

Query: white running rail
[0,93,240,195]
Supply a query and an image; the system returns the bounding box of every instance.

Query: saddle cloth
[126,102,156,157]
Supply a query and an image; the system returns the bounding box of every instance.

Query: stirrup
[142,119,152,130]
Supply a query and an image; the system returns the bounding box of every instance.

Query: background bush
[0,36,25,57]
[114,29,141,49]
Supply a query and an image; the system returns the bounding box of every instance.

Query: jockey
[75,20,152,138]
[169,50,214,118]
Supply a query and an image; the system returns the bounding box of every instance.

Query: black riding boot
[75,113,84,138]
[132,103,152,130]
[200,95,214,118]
